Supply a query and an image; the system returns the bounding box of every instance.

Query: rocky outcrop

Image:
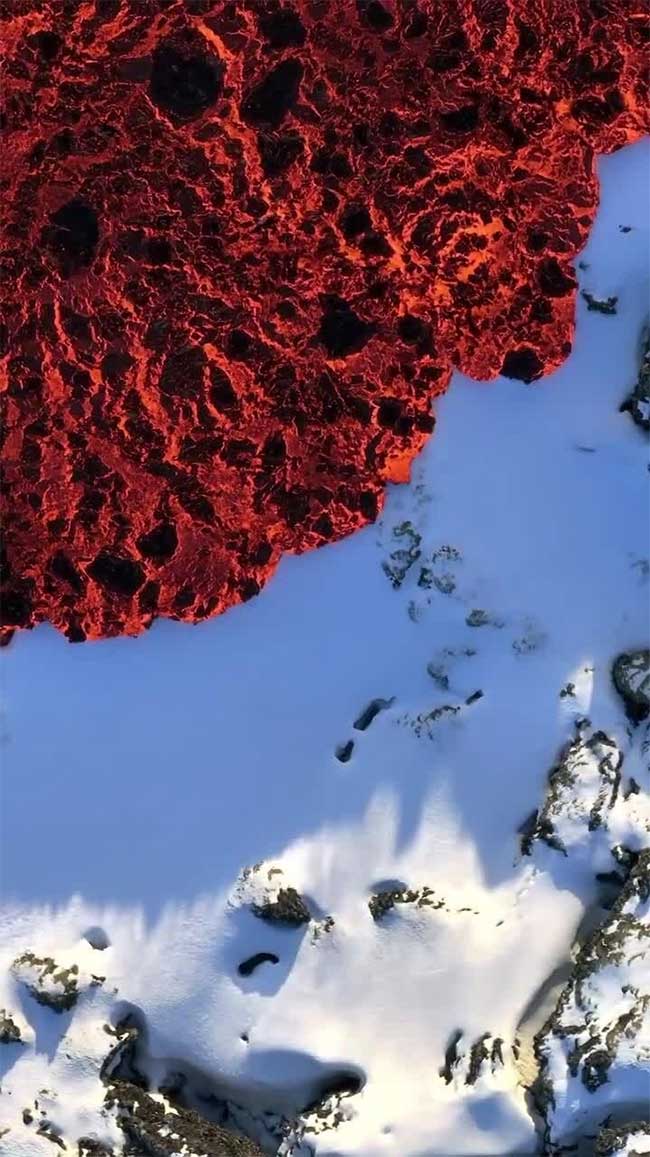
[252,887,311,927]
[11,953,87,1013]
[353,697,395,732]
[612,650,650,724]
[77,1138,115,1156]
[381,521,422,589]
[368,884,444,921]
[0,1009,22,1044]
[534,850,650,1148]
[582,291,618,314]
[100,1015,266,1156]
[438,1029,505,1087]
[278,1071,363,1152]
[621,324,650,433]
[521,725,623,856]
[106,1079,264,1157]
[596,1120,650,1155]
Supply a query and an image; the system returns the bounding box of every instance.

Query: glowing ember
[1,1,647,640]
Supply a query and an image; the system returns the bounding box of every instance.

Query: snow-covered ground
[0,139,648,1156]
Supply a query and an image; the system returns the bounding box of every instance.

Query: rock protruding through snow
[612,649,650,724]
[535,850,650,1149]
[620,323,650,433]
[11,952,90,1013]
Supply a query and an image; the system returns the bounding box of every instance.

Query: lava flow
[1,1,648,641]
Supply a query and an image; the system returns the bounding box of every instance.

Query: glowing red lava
[1,1,647,640]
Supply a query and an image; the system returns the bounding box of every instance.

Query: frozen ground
[0,139,648,1155]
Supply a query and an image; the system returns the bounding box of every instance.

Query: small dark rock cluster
[335,738,355,763]
[11,952,81,1013]
[620,324,650,432]
[0,1008,22,1044]
[581,290,618,314]
[381,521,422,589]
[439,1029,504,1086]
[596,1120,650,1155]
[353,697,395,731]
[520,727,622,856]
[78,1139,114,1156]
[612,648,650,723]
[369,884,443,921]
[252,886,311,927]
[237,952,279,977]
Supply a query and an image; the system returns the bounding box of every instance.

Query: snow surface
[0,139,649,1155]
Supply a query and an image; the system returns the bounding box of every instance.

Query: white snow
[1,138,648,1155]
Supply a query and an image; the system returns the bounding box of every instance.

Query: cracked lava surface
[1,1,648,641]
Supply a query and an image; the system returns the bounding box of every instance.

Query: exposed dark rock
[534,851,650,1144]
[286,1069,364,1143]
[353,697,394,731]
[466,608,491,627]
[36,1123,66,1149]
[11,952,81,1012]
[335,739,354,762]
[237,952,279,977]
[521,727,622,855]
[253,887,311,926]
[624,776,641,799]
[612,649,650,723]
[0,1008,22,1043]
[369,884,443,920]
[596,1120,650,1155]
[381,520,421,588]
[465,1033,491,1085]
[100,1018,144,1085]
[582,290,618,314]
[100,1015,264,1154]
[404,702,461,738]
[369,887,415,920]
[620,323,650,432]
[465,690,484,705]
[439,1029,463,1084]
[107,1078,264,1156]
[518,809,539,852]
[78,1140,115,1156]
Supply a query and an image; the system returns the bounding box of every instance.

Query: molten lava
[1,1,647,640]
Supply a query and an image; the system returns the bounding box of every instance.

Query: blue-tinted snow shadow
[0,523,440,914]
[0,1040,24,1082]
[11,987,72,1064]
[175,1044,365,1119]
[217,907,306,998]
